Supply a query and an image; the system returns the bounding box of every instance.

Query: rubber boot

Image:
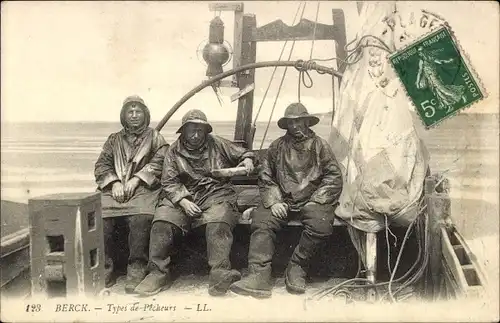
[134,269,171,297]
[124,262,147,294]
[206,223,241,296]
[134,221,179,296]
[285,263,307,294]
[285,229,323,294]
[208,269,242,296]
[230,226,275,298]
[230,265,272,298]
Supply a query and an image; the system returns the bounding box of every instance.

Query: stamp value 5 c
[389,26,485,128]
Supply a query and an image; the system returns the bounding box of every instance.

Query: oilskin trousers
[232,202,335,297]
[147,220,238,295]
[103,214,153,289]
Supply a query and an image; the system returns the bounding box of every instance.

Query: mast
[234,14,256,149]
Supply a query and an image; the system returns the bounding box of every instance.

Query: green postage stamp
[389,26,485,128]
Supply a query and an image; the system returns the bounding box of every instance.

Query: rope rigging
[258,1,325,149]
[297,1,322,104]
[258,2,307,150]
[251,1,304,142]
[309,1,321,60]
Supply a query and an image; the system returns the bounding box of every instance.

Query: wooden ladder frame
[208,2,348,150]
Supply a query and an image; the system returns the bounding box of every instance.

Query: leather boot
[124,262,147,294]
[134,269,171,297]
[206,223,240,296]
[230,265,272,298]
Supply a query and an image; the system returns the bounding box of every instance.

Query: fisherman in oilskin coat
[135,109,256,296]
[230,102,343,298]
[94,95,168,293]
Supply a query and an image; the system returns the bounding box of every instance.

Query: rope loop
[300,69,314,89]
[295,60,318,103]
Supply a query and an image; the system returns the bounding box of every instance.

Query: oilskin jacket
[259,130,343,210]
[95,127,168,218]
[160,134,255,209]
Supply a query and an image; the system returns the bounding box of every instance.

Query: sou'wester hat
[120,95,151,128]
[176,109,213,134]
[277,102,320,129]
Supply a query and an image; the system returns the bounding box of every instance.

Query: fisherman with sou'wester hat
[135,109,256,297]
[94,95,168,293]
[230,102,343,298]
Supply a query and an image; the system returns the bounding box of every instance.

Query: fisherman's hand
[112,182,125,203]
[179,198,202,218]
[124,177,141,199]
[271,203,288,219]
[237,158,255,175]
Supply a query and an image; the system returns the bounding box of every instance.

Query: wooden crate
[28,192,105,297]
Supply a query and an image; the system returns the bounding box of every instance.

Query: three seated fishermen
[95,98,342,297]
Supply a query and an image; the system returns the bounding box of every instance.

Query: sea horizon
[1,111,499,124]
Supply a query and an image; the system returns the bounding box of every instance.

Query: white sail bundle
[329,1,449,232]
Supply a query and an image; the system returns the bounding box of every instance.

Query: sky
[1,1,499,122]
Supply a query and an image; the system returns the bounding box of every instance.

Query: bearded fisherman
[94,95,168,293]
[230,103,343,298]
[135,109,255,296]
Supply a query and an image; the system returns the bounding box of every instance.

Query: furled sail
[329,1,448,232]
